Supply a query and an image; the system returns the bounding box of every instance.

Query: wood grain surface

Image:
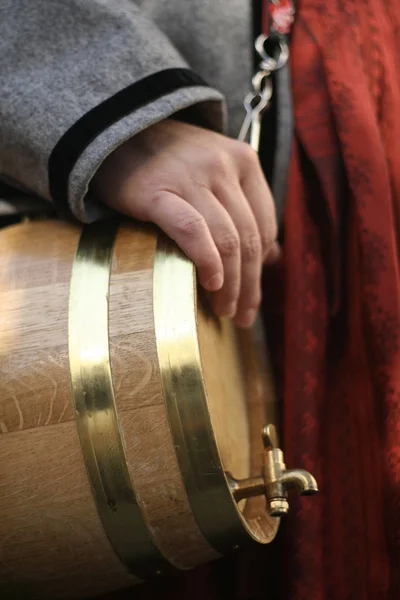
[198,304,278,543]
[0,221,137,599]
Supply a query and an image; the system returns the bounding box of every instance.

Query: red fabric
[136,1,400,599]
[264,0,400,598]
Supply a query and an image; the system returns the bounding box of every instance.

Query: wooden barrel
[0,219,279,599]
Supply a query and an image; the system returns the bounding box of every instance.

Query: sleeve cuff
[48,68,226,222]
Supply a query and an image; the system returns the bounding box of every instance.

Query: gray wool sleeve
[0,0,226,222]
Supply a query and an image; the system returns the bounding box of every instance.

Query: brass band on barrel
[68,221,173,580]
[153,236,262,553]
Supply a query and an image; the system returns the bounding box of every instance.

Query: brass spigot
[226,424,318,517]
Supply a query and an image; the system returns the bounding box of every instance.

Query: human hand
[91,119,279,328]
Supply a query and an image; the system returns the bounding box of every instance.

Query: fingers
[145,185,259,323]
[145,191,224,292]
[186,187,241,318]
[145,172,274,329]
[212,179,262,328]
[233,142,279,262]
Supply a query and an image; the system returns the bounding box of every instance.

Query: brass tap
[226,424,318,517]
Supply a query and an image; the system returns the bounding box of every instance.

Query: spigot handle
[262,424,279,449]
[227,424,318,517]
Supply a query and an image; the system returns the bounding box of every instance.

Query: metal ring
[251,74,273,106]
[252,70,271,94]
[255,34,289,72]
[68,221,174,580]
[153,236,271,554]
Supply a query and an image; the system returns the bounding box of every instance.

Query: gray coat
[0,0,253,221]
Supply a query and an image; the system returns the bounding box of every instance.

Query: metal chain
[238,34,289,152]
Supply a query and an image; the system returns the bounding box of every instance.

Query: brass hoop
[68,221,173,580]
[153,236,271,553]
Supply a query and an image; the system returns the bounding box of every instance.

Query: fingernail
[214,301,237,318]
[237,309,257,328]
[205,272,223,292]
[264,242,282,265]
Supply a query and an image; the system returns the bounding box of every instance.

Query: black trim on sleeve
[48,68,210,212]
